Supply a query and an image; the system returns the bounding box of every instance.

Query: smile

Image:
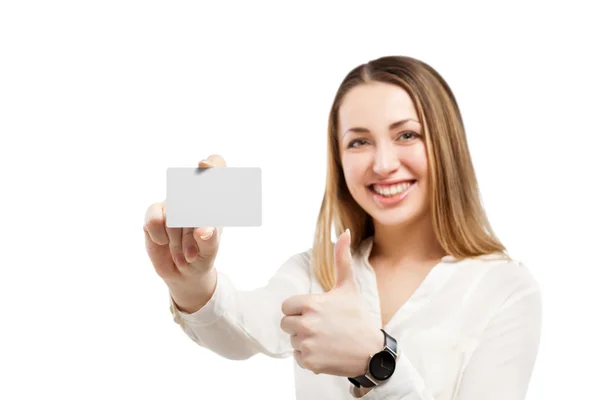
[368,180,416,205]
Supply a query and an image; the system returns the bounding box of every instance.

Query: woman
[143,55,542,399]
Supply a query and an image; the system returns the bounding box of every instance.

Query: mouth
[368,180,417,205]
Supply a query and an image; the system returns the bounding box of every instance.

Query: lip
[370,178,416,186]
[369,180,416,206]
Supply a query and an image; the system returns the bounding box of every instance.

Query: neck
[370,213,447,268]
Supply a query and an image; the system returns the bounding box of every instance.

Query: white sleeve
[168,250,312,360]
[352,267,542,400]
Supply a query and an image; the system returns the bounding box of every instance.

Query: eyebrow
[342,118,420,137]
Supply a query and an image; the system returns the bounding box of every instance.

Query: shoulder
[452,254,541,307]
[445,255,542,336]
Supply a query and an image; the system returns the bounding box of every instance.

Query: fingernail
[199,159,214,167]
[200,227,214,240]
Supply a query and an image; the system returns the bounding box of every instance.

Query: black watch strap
[348,375,377,388]
[348,329,398,388]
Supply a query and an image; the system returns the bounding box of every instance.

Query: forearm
[167,251,313,360]
[167,269,263,360]
[167,268,304,360]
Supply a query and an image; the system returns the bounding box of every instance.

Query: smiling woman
[312,57,509,294]
[145,55,541,400]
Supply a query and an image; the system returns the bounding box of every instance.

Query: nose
[372,142,400,176]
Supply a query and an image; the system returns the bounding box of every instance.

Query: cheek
[405,147,429,178]
[343,166,363,189]
[341,156,368,190]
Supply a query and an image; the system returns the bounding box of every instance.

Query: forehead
[338,82,419,130]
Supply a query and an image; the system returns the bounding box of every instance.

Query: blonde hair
[312,55,509,292]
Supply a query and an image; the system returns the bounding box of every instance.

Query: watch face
[369,350,396,381]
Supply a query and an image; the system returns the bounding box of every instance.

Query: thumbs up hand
[280,229,384,377]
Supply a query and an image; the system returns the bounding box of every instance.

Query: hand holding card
[143,154,263,314]
[143,155,229,283]
[143,155,231,313]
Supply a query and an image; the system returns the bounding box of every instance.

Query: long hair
[312,55,509,292]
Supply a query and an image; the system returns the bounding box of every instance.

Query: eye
[397,131,420,141]
[347,139,367,148]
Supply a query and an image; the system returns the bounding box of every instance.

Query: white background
[1,1,599,399]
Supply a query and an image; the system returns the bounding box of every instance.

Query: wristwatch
[348,329,398,388]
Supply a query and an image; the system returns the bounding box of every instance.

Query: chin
[370,210,420,228]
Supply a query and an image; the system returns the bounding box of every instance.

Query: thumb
[334,228,357,289]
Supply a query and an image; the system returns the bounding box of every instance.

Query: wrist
[348,328,398,389]
[166,268,217,314]
[353,328,384,377]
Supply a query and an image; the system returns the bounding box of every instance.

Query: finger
[193,226,221,260]
[280,315,302,335]
[195,226,215,241]
[163,204,185,268]
[290,335,302,352]
[281,294,313,316]
[206,154,227,167]
[144,201,169,246]
[198,154,227,168]
[293,350,306,370]
[144,225,177,278]
[181,228,197,263]
[334,228,356,288]
[166,227,185,267]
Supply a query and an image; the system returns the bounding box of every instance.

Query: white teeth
[372,181,413,197]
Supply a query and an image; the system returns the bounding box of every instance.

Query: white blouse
[168,237,542,399]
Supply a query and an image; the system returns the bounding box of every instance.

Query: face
[338,82,429,228]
